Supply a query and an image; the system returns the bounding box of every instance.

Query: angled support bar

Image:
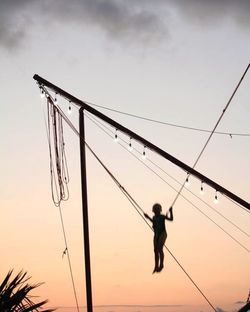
[33,74,250,211]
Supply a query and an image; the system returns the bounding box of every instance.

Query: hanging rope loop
[44,97,80,312]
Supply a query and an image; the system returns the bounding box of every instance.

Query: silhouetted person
[144,203,173,273]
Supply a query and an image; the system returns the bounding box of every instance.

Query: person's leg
[154,251,159,273]
[153,236,159,273]
[159,249,164,271]
[158,232,167,271]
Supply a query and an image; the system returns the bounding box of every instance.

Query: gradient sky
[0,1,250,311]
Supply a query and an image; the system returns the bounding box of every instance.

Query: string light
[200,181,204,195]
[114,129,119,142]
[142,146,147,159]
[40,88,45,98]
[128,137,133,151]
[214,191,219,204]
[54,93,58,104]
[185,175,190,187]
[68,101,72,115]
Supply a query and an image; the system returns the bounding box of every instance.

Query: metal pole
[79,107,93,312]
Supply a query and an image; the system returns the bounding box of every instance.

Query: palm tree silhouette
[0,269,55,311]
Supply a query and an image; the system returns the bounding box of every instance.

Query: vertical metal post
[79,107,93,312]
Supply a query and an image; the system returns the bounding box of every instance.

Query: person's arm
[166,207,173,221]
[144,213,153,223]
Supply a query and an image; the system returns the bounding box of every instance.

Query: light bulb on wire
[200,181,204,195]
[68,101,72,114]
[128,137,133,151]
[114,129,119,142]
[142,146,147,159]
[40,89,45,98]
[185,175,190,187]
[214,191,219,204]
[54,93,58,105]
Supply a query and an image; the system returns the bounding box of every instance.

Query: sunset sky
[0,1,250,311]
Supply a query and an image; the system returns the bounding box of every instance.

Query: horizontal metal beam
[33,74,250,211]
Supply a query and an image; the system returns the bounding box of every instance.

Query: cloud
[0,0,168,51]
[0,0,250,51]
[0,0,34,49]
[171,0,250,27]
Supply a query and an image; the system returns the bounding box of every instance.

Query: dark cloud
[0,0,250,51]
[0,0,167,51]
[171,0,250,27]
[0,0,34,49]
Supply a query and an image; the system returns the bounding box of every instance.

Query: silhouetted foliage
[0,269,55,312]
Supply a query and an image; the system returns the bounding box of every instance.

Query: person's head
[152,203,162,215]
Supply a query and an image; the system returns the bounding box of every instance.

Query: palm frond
[0,269,13,293]
[0,270,56,312]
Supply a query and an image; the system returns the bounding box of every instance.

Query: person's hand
[144,213,149,219]
[169,206,173,212]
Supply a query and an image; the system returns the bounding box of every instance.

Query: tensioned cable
[71,94,250,217]
[151,157,250,225]
[224,195,250,214]
[57,203,80,312]
[44,97,80,312]
[171,63,250,208]
[37,65,250,308]
[84,102,250,137]
[46,97,250,251]
[85,145,217,312]
[84,112,249,252]
[88,148,217,311]
[85,111,250,238]
[54,105,217,312]
[47,83,250,138]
